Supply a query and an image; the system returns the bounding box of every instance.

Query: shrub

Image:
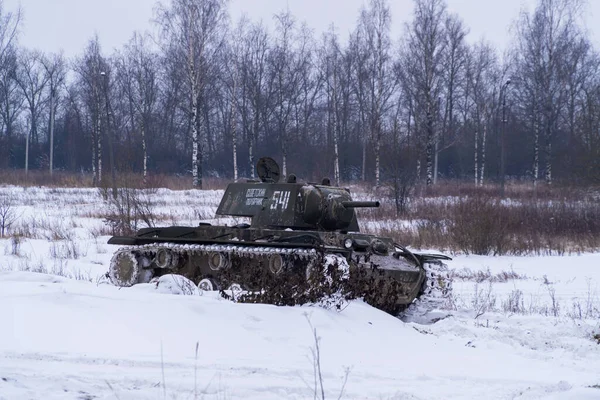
[102,186,157,236]
[447,193,511,255]
[369,182,600,255]
[0,195,17,237]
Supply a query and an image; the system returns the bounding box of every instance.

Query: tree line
[0,0,598,189]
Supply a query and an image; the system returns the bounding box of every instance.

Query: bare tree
[16,49,49,173]
[0,1,21,168]
[514,0,584,185]
[237,20,271,179]
[41,52,66,176]
[292,24,321,177]
[400,0,447,186]
[270,11,296,178]
[74,36,108,185]
[157,0,228,188]
[355,0,396,186]
[467,41,500,185]
[118,33,158,179]
[268,12,315,178]
[320,25,343,186]
[0,47,23,168]
[219,19,245,181]
[436,13,468,183]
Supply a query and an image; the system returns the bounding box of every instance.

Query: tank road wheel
[207,252,228,271]
[109,250,141,287]
[228,283,243,291]
[227,283,244,301]
[198,278,219,291]
[154,248,177,269]
[268,254,285,274]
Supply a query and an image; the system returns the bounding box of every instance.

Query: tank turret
[215,157,380,232]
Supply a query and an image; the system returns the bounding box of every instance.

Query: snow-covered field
[1,186,599,400]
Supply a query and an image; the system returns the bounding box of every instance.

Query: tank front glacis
[106,157,452,315]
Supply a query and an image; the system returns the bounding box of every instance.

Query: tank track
[109,243,318,285]
[110,243,318,265]
[401,260,453,322]
[108,243,453,316]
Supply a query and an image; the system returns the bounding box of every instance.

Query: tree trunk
[332,72,340,186]
[281,134,287,178]
[49,89,55,176]
[230,96,238,182]
[433,137,439,185]
[141,117,148,178]
[480,121,487,186]
[474,129,479,185]
[204,103,214,165]
[426,108,434,186]
[91,122,97,185]
[362,139,367,182]
[375,128,381,187]
[25,125,29,176]
[544,135,552,185]
[97,113,102,184]
[232,124,238,182]
[360,110,366,182]
[250,108,259,179]
[332,99,340,186]
[533,117,539,187]
[191,89,200,187]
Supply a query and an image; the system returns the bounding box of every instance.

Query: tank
[106,157,452,315]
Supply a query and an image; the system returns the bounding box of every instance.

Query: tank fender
[108,236,138,245]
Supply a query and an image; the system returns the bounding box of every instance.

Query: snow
[1,185,600,399]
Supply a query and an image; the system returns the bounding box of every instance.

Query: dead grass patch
[451,268,527,283]
[362,183,600,255]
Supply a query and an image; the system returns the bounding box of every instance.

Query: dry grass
[451,268,527,283]
[359,182,600,255]
[0,170,94,188]
[0,169,231,191]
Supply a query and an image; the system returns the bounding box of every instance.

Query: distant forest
[0,0,598,188]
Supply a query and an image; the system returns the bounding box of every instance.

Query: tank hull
[107,225,437,314]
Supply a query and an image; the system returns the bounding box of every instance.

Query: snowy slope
[1,186,600,399]
[2,271,600,400]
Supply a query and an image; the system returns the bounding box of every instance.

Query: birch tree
[119,33,158,178]
[514,0,583,185]
[157,0,228,188]
[16,49,49,171]
[320,26,343,185]
[436,13,468,183]
[0,47,22,168]
[356,0,395,186]
[467,41,499,185]
[0,2,21,168]
[400,0,447,186]
[74,36,107,185]
[239,21,270,178]
[221,19,247,181]
[41,52,66,176]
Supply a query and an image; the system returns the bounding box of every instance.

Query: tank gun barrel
[341,201,380,208]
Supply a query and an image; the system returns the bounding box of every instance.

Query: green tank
[106,157,452,315]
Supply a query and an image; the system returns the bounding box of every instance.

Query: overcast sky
[4,0,600,58]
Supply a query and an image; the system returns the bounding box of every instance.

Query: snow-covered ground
[1,186,599,400]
